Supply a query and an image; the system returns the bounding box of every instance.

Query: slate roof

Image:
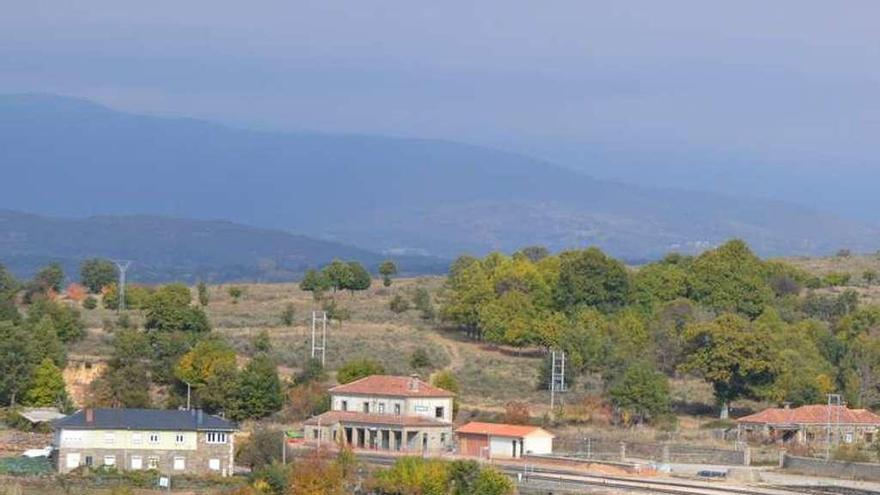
[304,410,451,428]
[737,405,880,426]
[329,375,455,398]
[54,408,237,431]
[455,422,554,438]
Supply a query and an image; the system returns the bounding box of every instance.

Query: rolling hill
[1,94,878,260]
[0,210,447,283]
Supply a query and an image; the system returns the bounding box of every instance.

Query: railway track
[355,452,816,495]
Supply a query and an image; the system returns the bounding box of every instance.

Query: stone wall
[782,454,880,481]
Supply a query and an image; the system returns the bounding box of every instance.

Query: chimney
[85,408,94,424]
[409,374,420,392]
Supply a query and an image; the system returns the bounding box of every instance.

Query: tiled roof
[304,410,451,428]
[455,422,554,438]
[737,405,880,426]
[329,375,455,398]
[54,408,237,431]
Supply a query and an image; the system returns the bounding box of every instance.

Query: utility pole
[185,382,192,411]
[112,260,132,313]
[311,311,327,366]
[550,350,566,411]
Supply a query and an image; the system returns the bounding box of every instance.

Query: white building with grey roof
[53,408,237,476]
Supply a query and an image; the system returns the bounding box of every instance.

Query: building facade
[737,404,880,446]
[304,375,454,454]
[456,422,554,459]
[53,408,237,476]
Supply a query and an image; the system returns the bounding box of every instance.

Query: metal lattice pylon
[112,260,132,312]
[825,393,842,460]
[311,311,327,366]
[550,350,566,410]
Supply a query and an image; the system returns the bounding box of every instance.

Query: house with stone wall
[737,404,880,446]
[304,375,454,453]
[53,408,236,476]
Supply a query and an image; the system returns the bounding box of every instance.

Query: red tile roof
[304,410,450,428]
[455,422,554,438]
[737,405,880,426]
[329,375,455,398]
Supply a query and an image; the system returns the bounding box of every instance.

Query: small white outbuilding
[455,422,554,459]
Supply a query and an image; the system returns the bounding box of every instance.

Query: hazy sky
[3,1,880,217]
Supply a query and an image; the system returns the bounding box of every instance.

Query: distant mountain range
[0,210,447,283]
[1,93,878,262]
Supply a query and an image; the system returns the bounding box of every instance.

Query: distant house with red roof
[455,422,554,458]
[303,375,454,453]
[737,404,880,445]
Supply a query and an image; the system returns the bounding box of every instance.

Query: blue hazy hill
[2,94,877,261]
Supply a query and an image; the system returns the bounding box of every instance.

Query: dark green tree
[144,284,210,333]
[30,315,66,368]
[299,269,330,293]
[33,262,64,293]
[553,247,630,313]
[197,281,210,306]
[323,259,353,293]
[413,288,435,320]
[0,321,35,405]
[79,259,117,293]
[90,329,152,407]
[608,362,671,425]
[346,261,372,292]
[689,239,773,318]
[229,354,283,420]
[26,299,85,342]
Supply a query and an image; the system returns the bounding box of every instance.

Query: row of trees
[440,239,875,422]
[299,259,401,295]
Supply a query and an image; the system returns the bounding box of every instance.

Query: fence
[554,438,748,466]
[782,453,880,481]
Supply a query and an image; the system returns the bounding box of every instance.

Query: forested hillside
[2,94,878,260]
[0,210,447,282]
[440,240,877,420]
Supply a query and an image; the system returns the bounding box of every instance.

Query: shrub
[280,303,296,326]
[228,286,245,303]
[409,348,432,369]
[83,296,98,310]
[389,294,410,314]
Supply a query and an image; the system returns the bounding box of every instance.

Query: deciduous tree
[336,358,384,384]
[680,313,779,418]
[24,357,68,407]
[79,259,117,293]
[378,260,398,287]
